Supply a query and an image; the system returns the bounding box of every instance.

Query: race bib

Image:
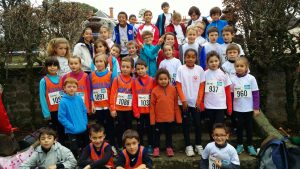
[234,85,252,98]
[138,94,150,107]
[48,91,62,105]
[76,92,85,102]
[116,93,132,106]
[209,155,220,169]
[93,88,108,101]
[205,80,224,94]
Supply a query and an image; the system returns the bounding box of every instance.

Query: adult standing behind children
[206,7,228,44]
[155,2,172,37]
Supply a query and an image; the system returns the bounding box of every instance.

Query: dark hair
[226,44,240,54]
[144,10,152,17]
[142,30,153,38]
[161,2,169,9]
[94,39,110,54]
[222,25,235,34]
[89,124,105,135]
[78,27,92,43]
[206,50,221,68]
[129,14,136,20]
[111,44,121,54]
[155,68,170,82]
[39,127,57,140]
[122,129,140,146]
[135,59,147,68]
[207,26,219,35]
[164,32,175,40]
[118,11,128,19]
[212,123,230,134]
[45,57,60,72]
[235,57,249,68]
[210,7,222,16]
[122,56,134,68]
[184,48,198,64]
[188,6,201,17]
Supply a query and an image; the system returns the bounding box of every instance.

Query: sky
[30,0,224,21]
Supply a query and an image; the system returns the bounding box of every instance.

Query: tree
[138,8,146,19]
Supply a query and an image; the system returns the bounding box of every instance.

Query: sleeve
[201,144,210,160]
[152,26,160,45]
[58,102,74,131]
[39,78,50,119]
[81,97,88,125]
[85,74,92,111]
[199,46,206,69]
[176,82,186,103]
[89,73,94,101]
[112,57,121,81]
[156,50,164,68]
[115,152,126,168]
[110,78,118,111]
[73,45,88,70]
[132,81,140,118]
[91,145,113,168]
[142,147,153,169]
[251,77,260,110]
[155,15,160,30]
[225,86,232,115]
[60,146,77,168]
[150,90,156,125]
[196,82,205,111]
[19,151,39,169]
[200,159,209,169]
[136,28,143,46]
[77,146,92,168]
[174,89,182,123]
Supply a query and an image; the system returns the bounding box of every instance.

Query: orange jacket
[45,76,62,112]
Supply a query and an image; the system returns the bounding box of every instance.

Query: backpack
[258,138,289,169]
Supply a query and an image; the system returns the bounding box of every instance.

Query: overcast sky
[31,0,223,21]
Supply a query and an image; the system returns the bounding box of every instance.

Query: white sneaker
[185,145,195,157]
[111,146,118,156]
[195,145,204,155]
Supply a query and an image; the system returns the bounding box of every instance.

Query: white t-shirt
[222,61,236,78]
[164,13,172,27]
[56,56,71,76]
[203,42,223,63]
[159,57,182,86]
[220,42,245,62]
[204,69,232,109]
[196,36,207,46]
[230,74,259,112]
[140,25,155,35]
[202,142,240,168]
[174,24,185,45]
[119,25,129,55]
[106,39,114,48]
[176,65,204,107]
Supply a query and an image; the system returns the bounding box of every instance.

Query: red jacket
[136,24,160,46]
[165,23,186,50]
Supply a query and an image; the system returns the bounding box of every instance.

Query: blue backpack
[258,138,289,169]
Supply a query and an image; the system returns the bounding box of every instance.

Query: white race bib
[234,85,252,98]
[205,80,224,94]
[76,92,85,103]
[209,155,220,169]
[48,91,62,105]
[138,94,150,107]
[93,88,108,101]
[116,93,132,106]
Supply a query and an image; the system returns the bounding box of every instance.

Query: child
[159,44,182,86]
[73,27,94,72]
[58,77,89,158]
[47,38,71,76]
[139,30,164,77]
[187,6,209,35]
[166,11,186,46]
[231,57,260,156]
[112,11,134,57]
[157,32,179,68]
[194,21,207,45]
[39,57,65,145]
[150,68,182,157]
[176,49,205,157]
[20,128,76,169]
[78,124,114,169]
[63,57,91,113]
[132,59,155,155]
[116,129,152,169]
[129,14,139,37]
[220,25,245,61]
[197,51,232,137]
[110,57,135,149]
[201,27,223,67]
[126,41,139,66]
[206,7,228,44]
[136,10,160,46]
[222,44,241,78]
[93,39,120,80]
[90,54,116,149]
[110,44,122,68]
[200,123,240,169]
[155,2,172,37]
[100,25,114,48]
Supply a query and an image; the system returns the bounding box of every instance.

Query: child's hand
[48,165,57,169]
[182,101,188,112]
[253,109,260,117]
[83,165,91,169]
[157,35,165,45]
[215,160,222,168]
[136,164,147,169]
[111,110,117,118]
[137,41,144,49]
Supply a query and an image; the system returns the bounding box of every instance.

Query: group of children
[20,2,263,169]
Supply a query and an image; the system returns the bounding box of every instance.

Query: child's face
[162,5,169,13]
[165,35,175,46]
[111,47,120,57]
[136,64,148,77]
[211,13,220,21]
[207,56,220,70]
[127,45,137,56]
[163,45,173,59]
[124,138,139,155]
[39,134,55,150]
[95,43,107,55]
[227,49,239,61]
[195,24,205,36]
[100,28,109,40]
[185,51,197,68]
[212,128,229,145]
[187,30,197,44]
[208,32,219,43]
[95,55,106,71]
[118,14,127,27]
[190,13,199,21]
[158,73,169,87]
[68,58,81,73]
[64,83,78,96]
[47,64,58,75]
[222,31,234,43]
[55,43,67,56]
[143,35,153,45]
[83,29,93,43]
[172,18,180,25]
[121,61,133,76]
[144,12,152,24]
[235,61,248,75]
[129,16,137,25]
[90,131,105,149]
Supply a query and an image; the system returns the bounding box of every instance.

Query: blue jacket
[58,93,87,134]
[155,13,167,37]
[140,44,160,77]
[206,20,228,44]
[113,23,134,44]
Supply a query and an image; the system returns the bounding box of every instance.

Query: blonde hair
[235,57,249,68]
[194,21,206,29]
[93,53,108,68]
[47,38,71,58]
[99,25,112,38]
[186,26,197,35]
[63,77,78,87]
[172,11,182,21]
